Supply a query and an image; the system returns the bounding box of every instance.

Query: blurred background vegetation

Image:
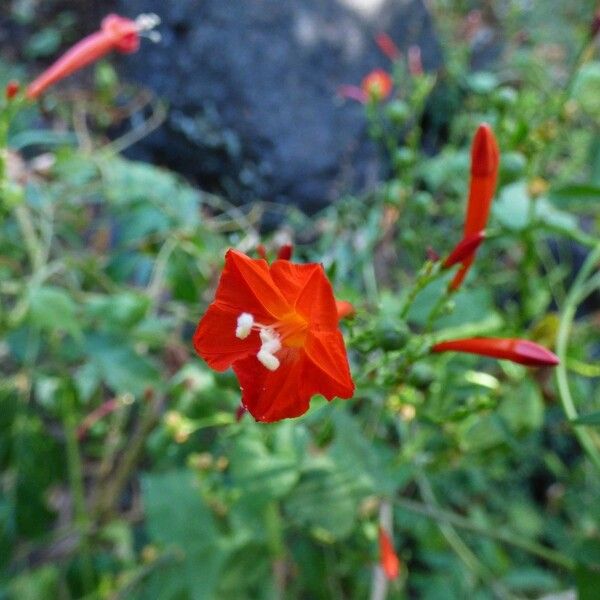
[1,1,600,599]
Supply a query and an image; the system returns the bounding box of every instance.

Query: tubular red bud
[431,337,559,367]
[276,243,293,261]
[470,123,500,178]
[5,80,20,100]
[375,32,401,61]
[335,300,355,320]
[378,526,400,580]
[443,231,486,268]
[450,124,500,290]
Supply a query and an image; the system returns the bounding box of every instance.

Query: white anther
[259,328,281,354]
[135,13,161,32]
[257,349,280,371]
[235,312,254,339]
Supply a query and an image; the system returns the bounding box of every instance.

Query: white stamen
[259,328,281,354]
[235,312,254,339]
[257,349,280,371]
[135,13,161,32]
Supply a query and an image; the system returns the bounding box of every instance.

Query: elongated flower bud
[378,526,400,580]
[375,32,401,61]
[26,13,159,100]
[450,124,500,290]
[431,337,559,367]
[443,231,486,268]
[5,80,20,100]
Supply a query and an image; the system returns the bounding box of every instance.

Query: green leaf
[572,62,600,121]
[140,470,230,600]
[283,456,365,539]
[576,564,600,600]
[85,334,160,396]
[548,183,600,208]
[229,431,300,502]
[494,181,530,231]
[28,285,81,339]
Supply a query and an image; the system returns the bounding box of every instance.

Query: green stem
[63,390,95,593]
[555,243,600,474]
[415,474,514,600]
[395,497,575,571]
[399,261,441,320]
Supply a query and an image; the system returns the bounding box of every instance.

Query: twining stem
[555,243,600,474]
[395,497,575,571]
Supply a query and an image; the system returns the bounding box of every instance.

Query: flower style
[193,249,354,422]
[378,526,400,580]
[449,123,500,290]
[431,337,559,367]
[361,69,393,101]
[26,13,159,100]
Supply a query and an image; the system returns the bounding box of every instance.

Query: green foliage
[1,1,600,598]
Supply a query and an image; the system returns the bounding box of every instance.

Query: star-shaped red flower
[193,249,354,422]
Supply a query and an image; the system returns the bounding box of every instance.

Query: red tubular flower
[193,249,354,422]
[26,13,159,100]
[449,124,500,290]
[375,32,401,61]
[431,337,559,367]
[361,69,393,101]
[443,231,486,268]
[378,526,400,580]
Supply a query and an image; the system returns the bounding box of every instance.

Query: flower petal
[303,331,354,399]
[233,349,312,422]
[193,304,259,371]
[214,249,290,321]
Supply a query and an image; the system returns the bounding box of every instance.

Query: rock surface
[117,0,442,213]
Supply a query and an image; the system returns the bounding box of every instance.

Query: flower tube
[431,337,559,367]
[26,13,159,100]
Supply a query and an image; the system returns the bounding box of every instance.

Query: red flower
[449,123,500,290]
[361,69,393,101]
[378,526,400,580]
[193,249,354,422]
[26,13,159,100]
[375,33,401,61]
[431,337,559,367]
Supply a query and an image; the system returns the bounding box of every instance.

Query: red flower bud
[431,337,559,367]
[443,231,486,268]
[5,80,20,100]
[449,124,499,290]
[375,32,401,61]
[276,243,294,261]
[378,526,400,580]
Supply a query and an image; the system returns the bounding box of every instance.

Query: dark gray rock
[117,0,442,213]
